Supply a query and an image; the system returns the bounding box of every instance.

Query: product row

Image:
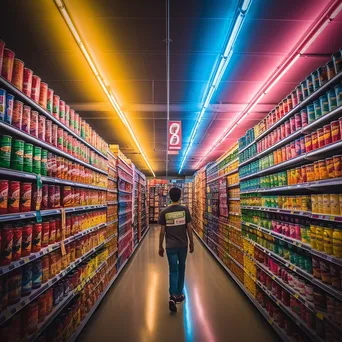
[0,41,107,154]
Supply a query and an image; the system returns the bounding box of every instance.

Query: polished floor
[78,225,280,342]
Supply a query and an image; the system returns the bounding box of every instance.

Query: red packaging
[59,100,65,124]
[31,184,42,211]
[62,186,72,207]
[8,181,20,213]
[47,153,57,177]
[0,226,14,265]
[30,111,39,137]
[66,216,72,237]
[331,120,341,142]
[41,184,49,209]
[57,127,63,150]
[304,134,312,152]
[65,104,70,128]
[295,139,301,157]
[290,141,296,159]
[45,119,52,144]
[311,131,318,150]
[63,131,68,152]
[38,115,46,141]
[290,116,296,134]
[12,100,23,130]
[31,75,41,103]
[20,182,32,212]
[281,147,286,162]
[23,68,33,97]
[317,128,325,148]
[41,222,50,248]
[0,180,9,214]
[276,127,281,142]
[56,157,63,179]
[75,112,80,134]
[285,120,291,137]
[55,218,62,242]
[12,226,22,261]
[53,95,60,120]
[39,82,48,109]
[49,220,56,244]
[21,223,33,257]
[54,186,60,208]
[0,39,4,75]
[69,108,75,131]
[300,137,305,154]
[52,124,58,147]
[294,113,301,131]
[48,185,55,209]
[12,59,24,91]
[46,88,54,114]
[280,124,285,139]
[22,105,31,133]
[267,134,272,149]
[323,124,332,145]
[32,223,42,252]
[1,48,15,82]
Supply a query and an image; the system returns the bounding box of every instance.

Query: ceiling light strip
[195,0,342,169]
[178,0,253,174]
[53,0,155,177]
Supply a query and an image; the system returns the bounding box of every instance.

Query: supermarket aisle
[78,225,279,342]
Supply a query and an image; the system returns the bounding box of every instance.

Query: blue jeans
[166,247,188,296]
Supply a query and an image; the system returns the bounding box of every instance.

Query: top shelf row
[239,50,342,154]
[0,41,108,159]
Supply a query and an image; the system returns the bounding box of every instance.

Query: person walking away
[158,187,194,312]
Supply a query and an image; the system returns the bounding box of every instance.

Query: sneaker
[176,294,185,304]
[169,295,177,312]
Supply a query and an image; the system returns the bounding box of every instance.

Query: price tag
[290,211,294,214]
[329,216,335,221]
[316,312,324,320]
[294,293,299,299]
[36,211,42,223]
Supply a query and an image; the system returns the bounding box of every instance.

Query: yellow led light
[53,0,155,177]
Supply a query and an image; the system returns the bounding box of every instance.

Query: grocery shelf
[0,76,108,160]
[0,236,108,325]
[107,201,118,205]
[119,188,131,194]
[108,165,117,173]
[107,189,118,193]
[118,209,132,216]
[193,230,292,342]
[118,156,133,171]
[243,236,342,301]
[0,121,108,175]
[0,204,107,222]
[238,71,342,155]
[240,140,342,181]
[118,229,132,242]
[108,175,117,182]
[207,156,239,173]
[0,222,107,276]
[227,182,240,188]
[118,241,131,258]
[240,177,342,194]
[242,221,342,266]
[241,205,342,223]
[228,197,240,201]
[119,217,132,228]
[207,168,239,183]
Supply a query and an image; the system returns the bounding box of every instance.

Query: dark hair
[169,187,181,202]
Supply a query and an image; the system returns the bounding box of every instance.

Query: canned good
[326,158,334,178]
[21,263,33,296]
[7,269,22,304]
[53,95,60,120]
[46,88,54,113]
[45,119,52,144]
[300,109,308,127]
[12,100,23,129]
[0,180,9,214]
[32,223,42,252]
[320,94,329,116]
[38,293,47,323]
[326,60,336,80]
[333,50,342,74]
[327,89,337,112]
[301,80,309,99]
[38,115,46,141]
[11,139,24,171]
[23,68,33,97]
[306,75,314,94]
[4,93,14,124]
[330,194,340,215]
[48,185,55,208]
[0,88,6,120]
[41,149,48,176]
[21,223,33,257]
[312,70,320,91]
[12,58,24,91]
[290,116,296,134]
[333,230,342,257]
[8,181,20,213]
[32,259,42,288]
[55,186,60,208]
[0,40,5,75]
[311,131,318,150]
[30,110,38,137]
[318,160,328,180]
[1,225,14,265]
[1,48,15,82]
[330,120,340,142]
[308,103,316,123]
[41,221,50,247]
[38,82,48,109]
[0,134,12,168]
[31,75,41,103]
[335,83,342,107]
[285,120,291,137]
[323,125,332,146]
[52,123,58,147]
[306,164,315,182]
[333,155,342,177]
[21,105,31,134]
[31,184,42,211]
[59,100,65,124]
[42,184,48,209]
[317,128,325,148]
[314,161,320,181]
[20,182,32,212]
[33,146,42,174]
[65,104,70,128]
[57,127,63,149]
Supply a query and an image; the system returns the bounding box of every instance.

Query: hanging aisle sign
[168,121,182,153]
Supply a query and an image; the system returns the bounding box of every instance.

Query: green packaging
[11,139,24,171]
[33,146,42,174]
[0,135,12,168]
[23,143,33,173]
